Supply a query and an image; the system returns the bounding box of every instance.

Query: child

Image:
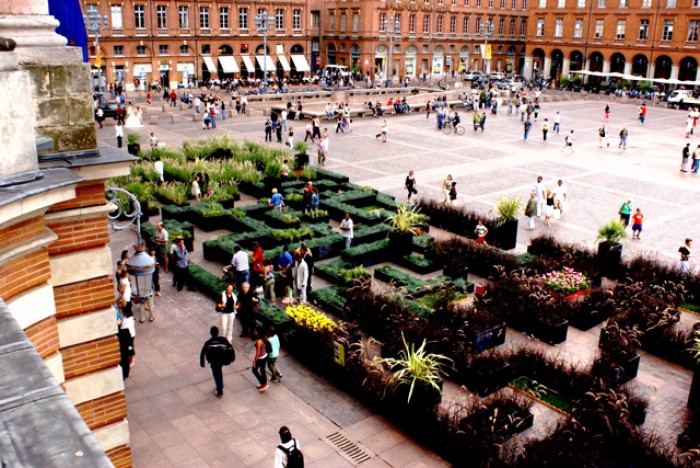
[631,208,643,240]
[286,127,294,147]
[448,182,457,205]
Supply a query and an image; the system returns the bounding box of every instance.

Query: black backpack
[206,340,235,366]
[278,440,304,468]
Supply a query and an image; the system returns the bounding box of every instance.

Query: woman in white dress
[124,102,143,128]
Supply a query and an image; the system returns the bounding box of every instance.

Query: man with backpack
[199,326,235,398]
[275,426,304,468]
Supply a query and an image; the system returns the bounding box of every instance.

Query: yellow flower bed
[286,304,337,333]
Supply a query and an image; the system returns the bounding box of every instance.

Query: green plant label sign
[333,340,345,367]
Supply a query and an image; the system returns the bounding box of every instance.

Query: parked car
[96,101,120,119]
[489,72,504,81]
[496,79,524,91]
[463,70,483,82]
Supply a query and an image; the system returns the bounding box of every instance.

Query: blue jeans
[236,269,249,287]
[344,237,352,249]
[693,159,700,173]
[554,123,560,134]
[619,136,627,148]
[524,128,530,140]
[210,115,217,128]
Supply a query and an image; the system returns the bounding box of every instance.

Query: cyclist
[452,112,461,130]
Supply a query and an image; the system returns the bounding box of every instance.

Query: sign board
[333,341,345,367]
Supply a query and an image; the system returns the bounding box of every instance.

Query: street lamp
[255,13,275,93]
[382,16,400,88]
[83,10,109,93]
[479,21,495,75]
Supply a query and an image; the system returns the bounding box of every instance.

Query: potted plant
[385,204,429,258]
[126,133,142,156]
[596,219,626,275]
[460,352,513,397]
[687,330,700,410]
[542,267,592,301]
[595,320,642,385]
[293,141,310,169]
[374,335,452,407]
[492,195,522,250]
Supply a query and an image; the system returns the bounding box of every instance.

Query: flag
[95,47,101,68]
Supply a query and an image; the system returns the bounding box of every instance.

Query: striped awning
[278,56,291,72]
[218,56,239,73]
[255,55,276,71]
[241,56,255,73]
[291,55,311,72]
[203,56,216,72]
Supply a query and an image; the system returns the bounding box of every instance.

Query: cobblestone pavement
[103,91,698,465]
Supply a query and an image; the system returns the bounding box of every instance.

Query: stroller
[222,265,236,283]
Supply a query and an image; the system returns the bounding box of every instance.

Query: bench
[149,115,159,125]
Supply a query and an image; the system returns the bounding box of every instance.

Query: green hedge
[188,262,226,301]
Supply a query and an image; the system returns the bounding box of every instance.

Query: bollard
[149,115,159,125]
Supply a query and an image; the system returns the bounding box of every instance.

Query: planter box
[398,255,440,276]
[568,307,608,331]
[462,362,514,397]
[443,265,469,281]
[594,353,641,385]
[597,242,623,273]
[301,213,330,224]
[311,237,345,261]
[689,366,700,411]
[127,143,141,156]
[550,288,591,302]
[491,219,518,251]
[238,180,268,198]
[534,318,569,345]
[389,231,414,258]
[470,323,507,354]
[263,211,302,229]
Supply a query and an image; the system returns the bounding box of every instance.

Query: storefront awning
[218,56,239,73]
[133,64,152,74]
[278,56,291,72]
[291,55,310,72]
[241,56,255,73]
[203,56,216,73]
[255,55,276,72]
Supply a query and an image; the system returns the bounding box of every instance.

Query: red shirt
[632,213,643,225]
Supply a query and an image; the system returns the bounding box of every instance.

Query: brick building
[525,0,700,82]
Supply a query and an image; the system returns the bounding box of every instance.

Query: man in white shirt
[339,213,354,249]
[155,222,169,272]
[533,176,546,217]
[293,253,309,304]
[274,426,302,468]
[554,179,568,215]
[231,246,250,287]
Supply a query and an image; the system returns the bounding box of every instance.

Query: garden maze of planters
[114,136,700,467]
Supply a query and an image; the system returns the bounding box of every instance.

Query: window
[329,13,335,32]
[410,14,416,33]
[422,44,429,53]
[394,44,400,53]
[689,20,699,41]
[639,19,649,39]
[437,15,444,33]
[220,7,229,29]
[558,0,565,6]
[453,0,458,5]
[574,18,583,37]
[501,0,506,7]
[595,19,604,37]
[695,0,700,6]
[312,38,319,52]
[555,18,563,36]
[539,0,546,7]
[619,0,627,6]
[159,45,168,55]
[463,16,469,34]
[641,0,651,7]
[238,7,247,29]
[156,5,167,29]
[86,3,98,15]
[423,16,430,33]
[178,6,188,28]
[510,18,516,34]
[522,0,528,9]
[520,19,527,35]
[200,7,210,29]
[134,4,145,29]
[340,13,347,32]
[662,20,673,41]
[136,45,146,55]
[465,0,469,6]
[379,13,386,31]
[111,5,123,30]
[512,0,517,8]
[276,9,284,29]
[353,13,359,32]
[113,45,124,55]
[395,13,402,32]
[180,44,189,54]
[312,11,320,28]
[498,18,504,34]
[667,0,676,7]
[597,0,605,7]
[489,0,494,7]
[616,19,626,38]
[536,18,545,35]
[476,0,481,6]
[450,16,457,33]
[293,9,301,30]
[577,0,585,6]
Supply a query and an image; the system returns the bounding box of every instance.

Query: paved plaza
[102,91,699,467]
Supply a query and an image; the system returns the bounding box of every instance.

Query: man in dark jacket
[200,326,235,398]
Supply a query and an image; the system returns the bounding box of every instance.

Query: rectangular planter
[301,214,330,224]
[470,324,507,354]
[397,255,440,276]
[534,319,569,345]
[462,362,514,397]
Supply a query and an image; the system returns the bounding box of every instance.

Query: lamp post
[105,188,156,303]
[479,21,494,76]
[255,13,275,93]
[383,16,400,88]
[83,10,109,93]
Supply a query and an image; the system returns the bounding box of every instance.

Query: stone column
[623,61,632,76]
[561,57,571,77]
[602,60,611,75]
[648,64,655,80]
[523,55,534,80]
[543,56,552,78]
[671,65,679,81]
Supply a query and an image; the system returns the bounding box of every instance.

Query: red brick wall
[0,217,44,252]
[76,391,127,430]
[0,250,51,301]
[47,217,110,257]
[24,316,60,358]
[62,336,121,380]
[54,276,116,320]
[105,445,132,468]
[48,182,106,212]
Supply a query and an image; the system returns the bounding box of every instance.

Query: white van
[667,89,700,109]
[323,65,351,78]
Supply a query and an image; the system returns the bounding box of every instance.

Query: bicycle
[442,121,466,136]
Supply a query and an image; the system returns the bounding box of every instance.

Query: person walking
[553,111,561,135]
[561,130,575,153]
[265,119,273,142]
[619,199,632,228]
[604,104,610,120]
[275,426,303,468]
[293,252,309,303]
[479,112,487,131]
[155,222,169,272]
[679,238,693,275]
[115,122,124,148]
[441,175,453,205]
[251,328,269,392]
[154,157,164,184]
[448,182,457,205]
[231,245,250,288]
[200,326,235,398]
[533,176,546,217]
[686,115,694,138]
[267,326,283,382]
[523,118,532,141]
[541,118,549,141]
[554,179,568,215]
[543,190,555,226]
[377,119,388,142]
[237,282,259,339]
[525,192,537,230]
[405,170,418,203]
[172,237,192,291]
[217,284,238,343]
[339,213,354,249]
[425,100,431,119]
[631,208,643,240]
[693,145,700,173]
[598,124,609,148]
[118,303,136,369]
[639,103,647,124]
[618,127,628,149]
[474,219,489,245]
[682,143,691,172]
